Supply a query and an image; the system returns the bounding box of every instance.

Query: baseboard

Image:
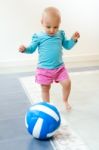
[63,53,99,68]
[0,54,99,74]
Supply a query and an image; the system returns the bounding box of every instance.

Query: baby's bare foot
[65,102,72,111]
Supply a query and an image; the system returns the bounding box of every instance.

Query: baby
[19,7,80,111]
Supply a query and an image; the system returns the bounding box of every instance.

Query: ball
[25,102,61,140]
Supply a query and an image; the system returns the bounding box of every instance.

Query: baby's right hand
[18,45,26,53]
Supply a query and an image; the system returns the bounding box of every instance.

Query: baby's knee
[61,79,71,89]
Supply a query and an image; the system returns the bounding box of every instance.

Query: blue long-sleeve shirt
[24,30,76,69]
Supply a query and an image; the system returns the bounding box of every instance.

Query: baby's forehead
[45,20,59,27]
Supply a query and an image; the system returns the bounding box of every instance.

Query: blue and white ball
[25,102,61,140]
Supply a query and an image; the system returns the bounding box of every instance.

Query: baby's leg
[59,79,71,111]
[41,84,51,102]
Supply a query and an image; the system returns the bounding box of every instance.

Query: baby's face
[42,16,60,36]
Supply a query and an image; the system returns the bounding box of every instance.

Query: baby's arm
[62,31,80,50]
[18,34,39,54]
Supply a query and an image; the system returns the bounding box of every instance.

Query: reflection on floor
[20,70,99,150]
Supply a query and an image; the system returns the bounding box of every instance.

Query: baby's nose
[50,28,55,33]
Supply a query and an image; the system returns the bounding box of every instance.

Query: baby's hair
[42,6,61,23]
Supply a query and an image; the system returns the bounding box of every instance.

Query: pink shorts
[35,65,69,85]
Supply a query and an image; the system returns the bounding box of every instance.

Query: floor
[0,66,99,150]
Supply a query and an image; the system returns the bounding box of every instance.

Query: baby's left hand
[72,32,80,41]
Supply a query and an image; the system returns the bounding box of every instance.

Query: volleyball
[25,102,61,140]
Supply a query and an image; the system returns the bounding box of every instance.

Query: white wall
[0,0,99,68]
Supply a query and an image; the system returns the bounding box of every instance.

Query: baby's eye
[54,26,58,29]
[46,26,51,29]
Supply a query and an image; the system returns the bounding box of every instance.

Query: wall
[0,0,99,69]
